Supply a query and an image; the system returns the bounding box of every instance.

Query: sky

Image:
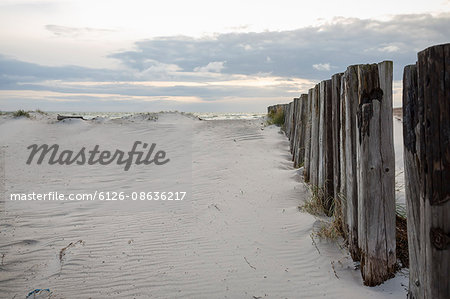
[0,0,449,112]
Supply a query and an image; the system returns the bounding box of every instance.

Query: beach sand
[0,112,407,298]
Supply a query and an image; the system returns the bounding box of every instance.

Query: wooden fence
[267,43,449,295]
[269,61,397,286]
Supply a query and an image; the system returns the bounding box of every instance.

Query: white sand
[0,112,407,298]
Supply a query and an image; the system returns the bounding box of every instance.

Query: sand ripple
[0,117,407,298]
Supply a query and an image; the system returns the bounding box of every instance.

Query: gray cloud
[1,13,449,111]
[0,55,129,85]
[110,13,450,80]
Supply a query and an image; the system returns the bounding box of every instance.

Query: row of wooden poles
[267,43,448,298]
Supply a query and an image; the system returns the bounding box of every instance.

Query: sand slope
[0,114,407,298]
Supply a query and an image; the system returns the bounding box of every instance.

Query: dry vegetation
[396,215,409,268]
[267,106,285,126]
[300,185,325,216]
[12,109,31,118]
[300,184,409,269]
[300,185,345,241]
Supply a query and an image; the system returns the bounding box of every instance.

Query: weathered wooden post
[356,61,396,286]
[304,89,313,182]
[339,75,348,235]
[291,100,296,146]
[310,84,320,186]
[318,81,326,191]
[299,94,308,167]
[332,73,346,228]
[291,97,300,162]
[331,74,342,200]
[343,65,360,261]
[318,80,334,215]
[285,102,293,140]
[294,95,307,168]
[290,99,298,155]
[324,79,334,215]
[403,63,423,299]
[404,43,450,299]
[292,98,299,163]
[283,103,289,134]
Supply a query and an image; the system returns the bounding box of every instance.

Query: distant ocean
[47,112,266,120]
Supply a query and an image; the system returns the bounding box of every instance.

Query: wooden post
[298,94,308,167]
[332,73,346,228]
[285,102,293,139]
[403,63,423,299]
[294,95,307,168]
[318,81,326,191]
[356,61,396,286]
[318,80,334,215]
[343,65,360,261]
[291,101,295,147]
[291,98,300,162]
[324,79,334,215]
[304,89,313,182]
[339,74,348,236]
[283,103,290,134]
[377,60,396,272]
[290,99,298,155]
[331,74,342,200]
[310,84,320,187]
[404,44,450,299]
[288,102,295,146]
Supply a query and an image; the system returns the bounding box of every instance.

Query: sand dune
[0,113,407,298]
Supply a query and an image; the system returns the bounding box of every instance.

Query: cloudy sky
[0,0,449,112]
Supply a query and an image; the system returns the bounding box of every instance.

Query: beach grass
[35,109,47,115]
[300,185,325,216]
[12,109,31,118]
[300,186,346,241]
[267,106,285,126]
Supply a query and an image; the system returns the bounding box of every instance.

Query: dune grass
[301,183,409,268]
[35,109,47,115]
[300,185,325,215]
[300,185,346,241]
[267,106,285,126]
[12,109,31,118]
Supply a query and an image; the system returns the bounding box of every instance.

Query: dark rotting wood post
[404,43,450,299]
[403,63,423,299]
